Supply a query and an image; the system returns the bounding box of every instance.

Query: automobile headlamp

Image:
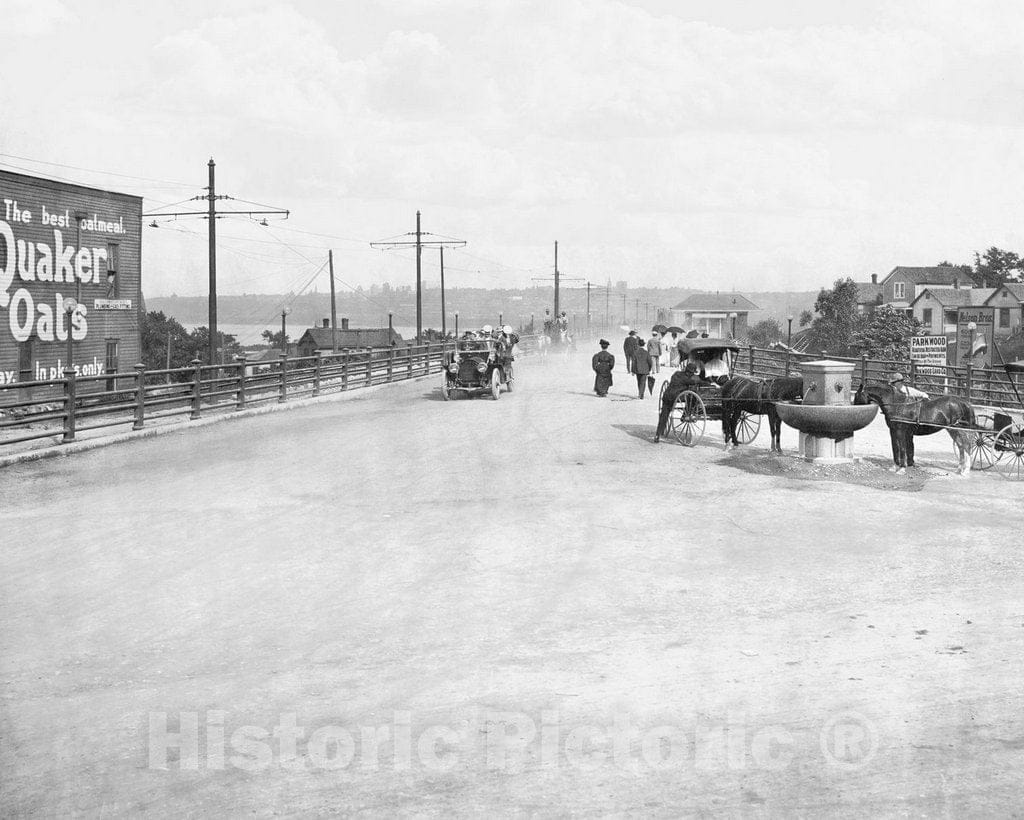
[476,361,488,373]
[448,362,459,373]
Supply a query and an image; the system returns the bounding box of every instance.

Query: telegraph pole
[554,241,559,318]
[586,281,591,334]
[440,246,446,338]
[328,249,338,352]
[143,158,290,365]
[371,213,464,342]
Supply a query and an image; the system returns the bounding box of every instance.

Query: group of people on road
[595,327,712,399]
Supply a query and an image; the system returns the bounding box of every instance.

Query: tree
[747,318,782,348]
[804,278,860,355]
[262,329,289,348]
[189,326,243,362]
[798,309,814,328]
[972,247,1023,287]
[140,311,195,374]
[852,304,921,361]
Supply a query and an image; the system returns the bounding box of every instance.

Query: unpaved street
[2,353,1022,815]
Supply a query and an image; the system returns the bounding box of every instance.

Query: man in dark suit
[623,330,639,374]
[633,338,653,398]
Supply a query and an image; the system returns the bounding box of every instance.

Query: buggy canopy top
[678,338,742,357]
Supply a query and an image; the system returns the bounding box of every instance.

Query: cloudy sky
[2,0,1023,298]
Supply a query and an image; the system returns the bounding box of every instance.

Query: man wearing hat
[623,330,639,374]
[633,337,653,398]
[592,339,615,397]
[654,361,701,442]
[888,372,929,401]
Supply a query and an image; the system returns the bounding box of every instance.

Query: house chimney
[871,273,877,285]
[341,318,349,330]
[322,318,330,328]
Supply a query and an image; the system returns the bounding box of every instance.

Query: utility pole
[586,281,591,334]
[440,246,446,338]
[554,241,559,318]
[371,213,464,342]
[622,293,627,324]
[143,158,289,365]
[328,249,338,352]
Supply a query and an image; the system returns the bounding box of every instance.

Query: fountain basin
[776,402,878,439]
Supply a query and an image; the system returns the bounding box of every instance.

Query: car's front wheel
[491,368,501,400]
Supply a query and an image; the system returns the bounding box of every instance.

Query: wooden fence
[733,346,1024,412]
[0,337,538,450]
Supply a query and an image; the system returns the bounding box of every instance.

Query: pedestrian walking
[648,332,662,374]
[668,332,680,367]
[623,330,639,374]
[633,338,653,398]
[592,339,615,397]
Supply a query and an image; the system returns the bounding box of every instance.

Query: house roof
[911,287,995,307]
[671,292,759,311]
[855,282,883,304]
[881,266,967,286]
[984,283,1024,304]
[297,327,403,349]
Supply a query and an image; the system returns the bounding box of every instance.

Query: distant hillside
[146,287,819,334]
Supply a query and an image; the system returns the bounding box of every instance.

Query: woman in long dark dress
[592,339,615,396]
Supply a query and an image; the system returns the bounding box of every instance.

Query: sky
[2,0,1023,299]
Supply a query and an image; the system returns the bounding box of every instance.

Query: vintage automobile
[441,336,514,400]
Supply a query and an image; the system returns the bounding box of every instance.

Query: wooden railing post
[965,361,973,403]
[279,354,288,403]
[190,358,203,420]
[366,349,373,386]
[236,356,247,410]
[407,344,414,379]
[860,355,867,387]
[748,344,755,375]
[133,363,146,430]
[909,359,917,387]
[313,351,322,397]
[785,348,791,376]
[387,347,395,382]
[62,367,77,443]
[341,351,349,390]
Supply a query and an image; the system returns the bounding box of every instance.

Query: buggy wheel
[735,410,761,444]
[671,390,706,446]
[658,380,668,404]
[993,423,1024,480]
[963,413,997,470]
[491,368,501,400]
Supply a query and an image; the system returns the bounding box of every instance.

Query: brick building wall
[0,171,142,390]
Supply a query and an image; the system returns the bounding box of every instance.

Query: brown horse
[720,376,804,452]
[854,382,975,475]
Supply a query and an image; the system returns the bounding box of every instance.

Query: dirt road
[2,352,1022,815]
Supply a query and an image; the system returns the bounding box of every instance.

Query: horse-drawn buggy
[658,338,761,446]
[938,359,1024,479]
[441,334,514,400]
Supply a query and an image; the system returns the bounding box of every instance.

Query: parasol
[666,326,684,334]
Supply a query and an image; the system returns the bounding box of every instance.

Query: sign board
[910,336,947,367]
[910,336,948,383]
[955,307,994,368]
[93,298,133,310]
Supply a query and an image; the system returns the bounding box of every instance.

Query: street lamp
[454,311,459,338]
[63,296,78,370]
[281,307,291,354]
[787,315,794,348]
[729,312,738,339]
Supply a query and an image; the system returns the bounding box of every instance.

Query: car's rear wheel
[491,368,501,400]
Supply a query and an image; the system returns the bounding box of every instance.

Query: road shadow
[612,423,727,451]
[720,450,933,492]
